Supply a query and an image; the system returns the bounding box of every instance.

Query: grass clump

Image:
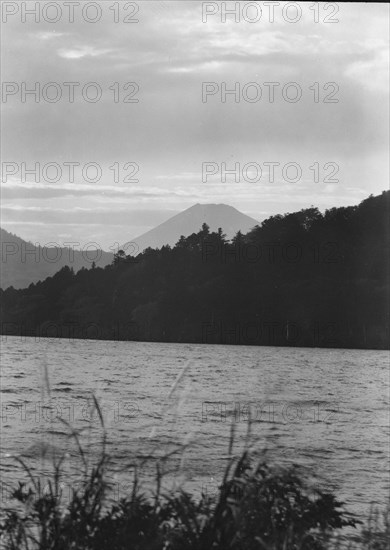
[1,402,388,550]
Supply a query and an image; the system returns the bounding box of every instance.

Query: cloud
[156,172,200,181]
[165,60,227,74]
[1,1,388,248]
[1,205,178,229]
[1,182,179,201]
[57,46,113,59]
[36,31,69,41]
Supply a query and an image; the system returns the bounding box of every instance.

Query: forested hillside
[1,192,388,349]
[0,229,113,289]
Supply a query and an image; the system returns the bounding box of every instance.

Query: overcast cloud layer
[1,1,389,249]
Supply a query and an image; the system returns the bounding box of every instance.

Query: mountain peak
[130,204,259,253]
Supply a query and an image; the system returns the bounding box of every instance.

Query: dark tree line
[1,191,389,349]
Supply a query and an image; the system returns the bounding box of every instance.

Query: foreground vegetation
[1,403,389,550]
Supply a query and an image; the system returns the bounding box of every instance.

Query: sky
[1,1,389,250]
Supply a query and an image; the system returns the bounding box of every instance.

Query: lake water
[1,336,389,524]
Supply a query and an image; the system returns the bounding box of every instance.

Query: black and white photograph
[0,1,389,548]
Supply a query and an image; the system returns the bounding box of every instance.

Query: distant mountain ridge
[129,203,259,253]
[0,229,113,290]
